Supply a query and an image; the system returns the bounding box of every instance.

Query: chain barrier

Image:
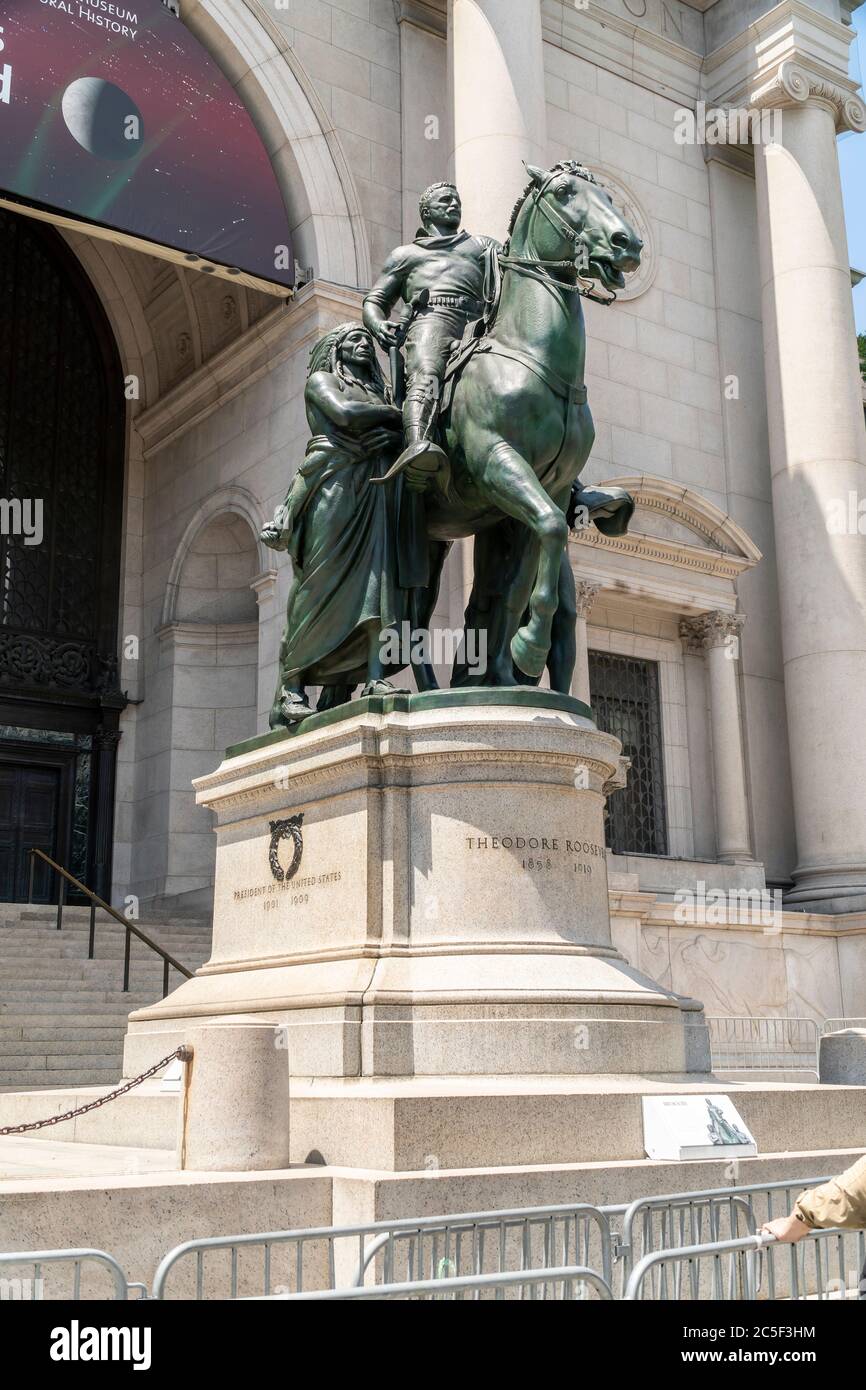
[0,1047,191,1136]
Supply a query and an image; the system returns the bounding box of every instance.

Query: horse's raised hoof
[511,629,548,679]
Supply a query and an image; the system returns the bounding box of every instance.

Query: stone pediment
[571,475,761,611]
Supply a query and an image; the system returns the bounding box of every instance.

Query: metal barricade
[152,1203,614,1299]
[150,1172,858,1300]
[0,1248,136,1300]
[706,1016,820,1076]
[604,1173,831,1292]
[248,1266,613,1301]
[352,1203,612,1289]
[624,1227,866,1301]
[822,1018,866,1034]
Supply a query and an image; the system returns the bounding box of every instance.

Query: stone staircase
[0,905,211,1089]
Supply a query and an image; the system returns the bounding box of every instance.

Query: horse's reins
[498,171,618,306]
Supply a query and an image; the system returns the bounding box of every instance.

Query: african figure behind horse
[414,160,642,688]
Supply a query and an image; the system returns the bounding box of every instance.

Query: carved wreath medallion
[268,813,304,882]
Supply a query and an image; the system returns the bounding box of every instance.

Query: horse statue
[400,160,643,693]
[262,160,643,726]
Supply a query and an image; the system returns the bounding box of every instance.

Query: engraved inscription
[233,870,343,911]
[465,835,605,876]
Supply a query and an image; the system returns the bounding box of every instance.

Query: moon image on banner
[0,0,294,291]
[61,78,144,162]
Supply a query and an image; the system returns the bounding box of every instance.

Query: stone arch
[61,232,159,412]
[602,475,763,562]
[162,488,270,627]
[183,0,371,287]
[155,496,266,912]
[175,514,261,626]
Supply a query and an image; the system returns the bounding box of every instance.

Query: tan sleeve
[795,1155,866,1230]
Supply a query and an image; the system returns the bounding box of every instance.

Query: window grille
[588,651,668,856]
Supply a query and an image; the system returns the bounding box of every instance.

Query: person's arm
[362,252,408,349]
[761,1154,866,1240]
[306,372,401,432]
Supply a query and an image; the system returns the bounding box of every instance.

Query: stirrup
[371,438,447,486]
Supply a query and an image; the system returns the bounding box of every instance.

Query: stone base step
[0,1071,120,1089]
[285,1075,866,1171]
[1,1073,865,1168]
[0,902,210,1085]
[0,1006,148,1021]
[0,1026,126,1042]
[0,1038,129,1057]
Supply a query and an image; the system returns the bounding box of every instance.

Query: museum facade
[1,0,865,1025]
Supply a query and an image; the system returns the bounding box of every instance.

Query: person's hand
[260,509,289,551]
[362,425,400,455]
[759,1213,811,1243]
[376,321,401,350]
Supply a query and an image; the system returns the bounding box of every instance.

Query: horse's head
[511,161,643,294]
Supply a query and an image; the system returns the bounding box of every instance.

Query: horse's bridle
[499,170,618,306]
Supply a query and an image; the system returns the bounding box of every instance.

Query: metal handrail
[26,846,193,996]
[250,1265,614,1301]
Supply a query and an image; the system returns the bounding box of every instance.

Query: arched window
[0,209,125,902]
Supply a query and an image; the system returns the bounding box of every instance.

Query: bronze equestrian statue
[264,161,642,726]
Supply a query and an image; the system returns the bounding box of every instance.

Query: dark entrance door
[0,208,126,898]
[0,764,60,902]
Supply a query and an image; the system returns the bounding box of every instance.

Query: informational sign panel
[0,0,293,293]
[642,1094,757,1161]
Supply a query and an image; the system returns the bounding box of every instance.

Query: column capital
[574,581,601,620]
[704,0,866,136]
[679,611,744,653]
[751,61,866,134]
[251,569,279,606]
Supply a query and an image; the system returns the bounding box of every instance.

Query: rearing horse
[414,160,642,689]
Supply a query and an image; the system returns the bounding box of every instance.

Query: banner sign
[0,0,294,292]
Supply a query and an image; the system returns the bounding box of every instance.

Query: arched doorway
[0,208,125,902]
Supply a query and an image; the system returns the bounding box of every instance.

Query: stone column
[91,726,122,902]
[750,65,866,910]
[251,568,278,734]
[680,613,752,864]
[448,0,547,243]
[572,581,600,704]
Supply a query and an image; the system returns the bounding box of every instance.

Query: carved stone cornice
[136,280,365,458]
[572,525,754,583]
[395,0,446,37]
[679,610,744,653]
[156,621,259,651]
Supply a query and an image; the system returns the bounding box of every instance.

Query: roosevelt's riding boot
[374,395,448,489]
